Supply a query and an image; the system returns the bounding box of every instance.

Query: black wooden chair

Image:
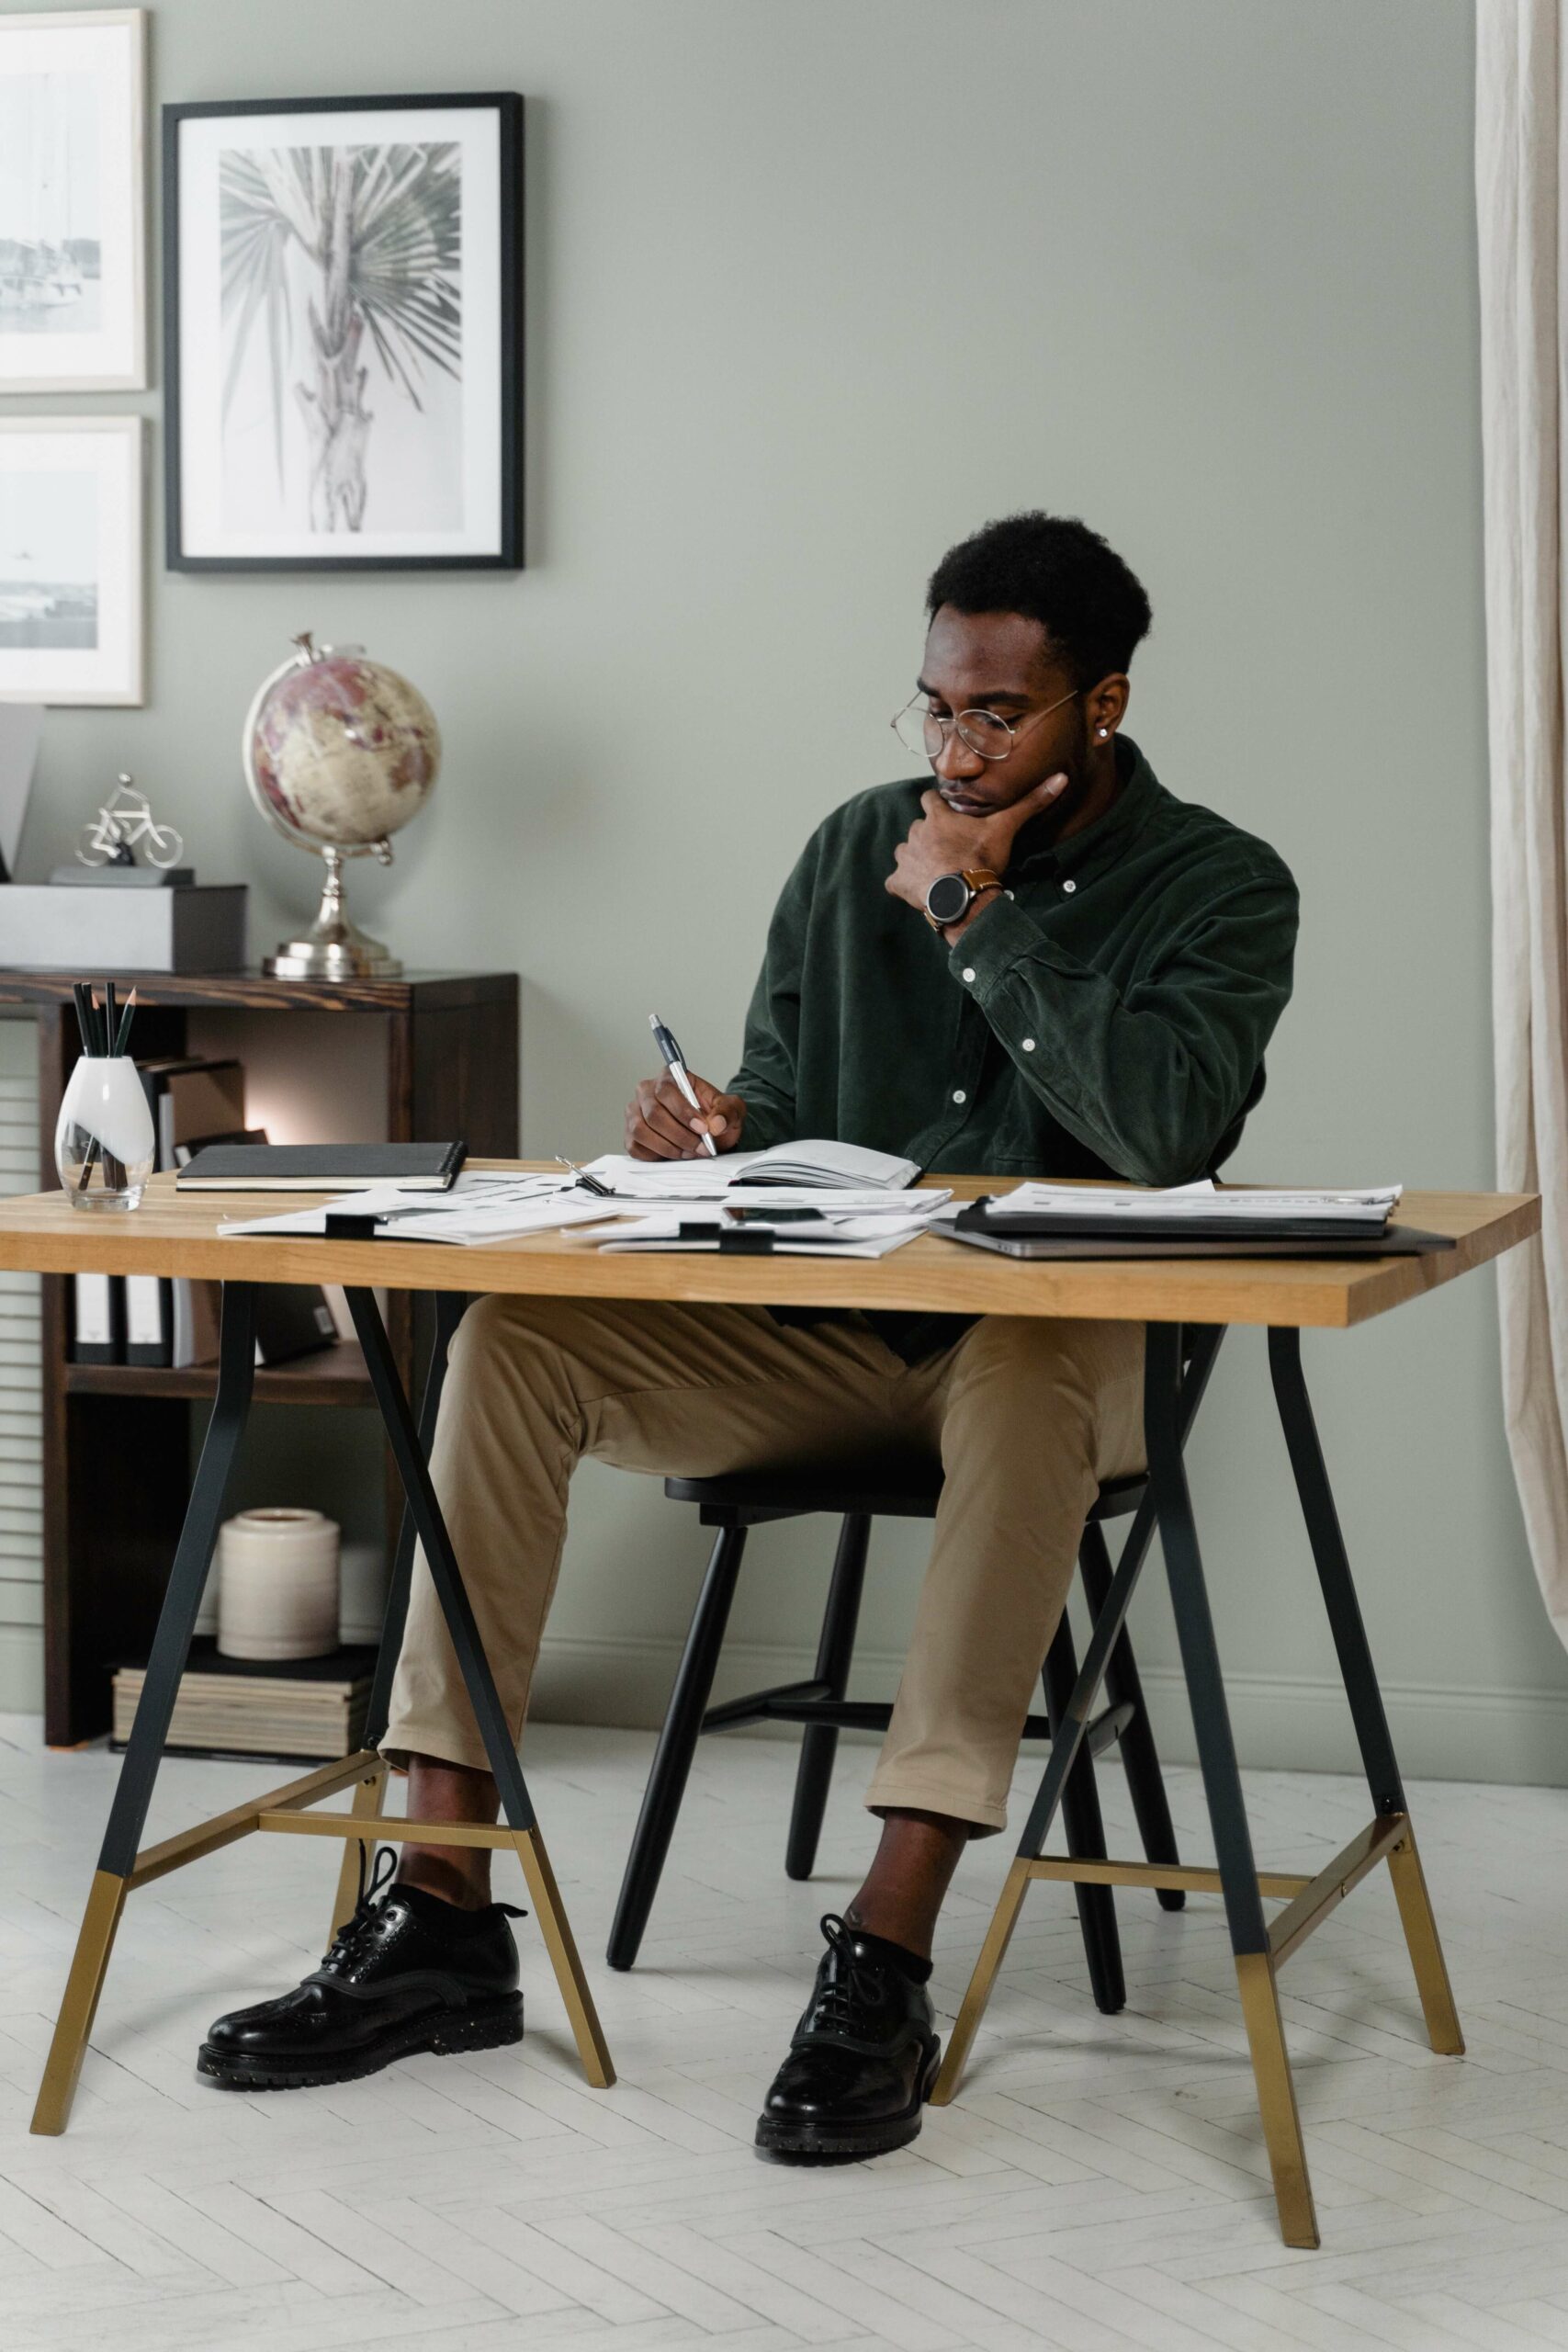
[606,1460,1184,2013]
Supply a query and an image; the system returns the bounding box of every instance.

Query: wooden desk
[0,1167,1539,2250]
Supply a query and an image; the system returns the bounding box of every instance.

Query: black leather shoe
[197,1849,525,2091]
[755,1914,942,2160]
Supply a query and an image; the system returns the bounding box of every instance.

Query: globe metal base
[264,935,402,981]
[265,842,402,981]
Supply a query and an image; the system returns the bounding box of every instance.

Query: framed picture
[0,417,144,707]
[164,92,523,571]
[0,10,146,393]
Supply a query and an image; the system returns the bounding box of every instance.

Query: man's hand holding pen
[626,1069,747,1160]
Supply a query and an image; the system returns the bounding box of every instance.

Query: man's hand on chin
[886,774,1068,938]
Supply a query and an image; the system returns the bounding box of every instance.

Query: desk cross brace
[29,1282,614,2139]
[931,1318,1462,2253]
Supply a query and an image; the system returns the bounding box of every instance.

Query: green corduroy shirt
[728,737,1300,1361]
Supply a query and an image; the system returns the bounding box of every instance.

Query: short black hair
[926,512,1153,689]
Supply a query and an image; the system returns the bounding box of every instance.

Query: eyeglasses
[891,685,1078,763]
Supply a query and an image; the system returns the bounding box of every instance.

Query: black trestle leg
[98,1284,258,1879]
[608,1521,750,1969]
[344,1286,615,2092]
[1266,1327,1406,1815]
[344,1288,538,1835]
[784,1511,871,1881]
[1077,1519,1186,1913]
[1042,1612,1126,2015]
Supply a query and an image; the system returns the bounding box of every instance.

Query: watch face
[926,871,970,925]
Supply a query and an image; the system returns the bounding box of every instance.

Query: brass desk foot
[30,1870,128,2137]
[32,1757,617,2133]
[932,1812,1459,2249]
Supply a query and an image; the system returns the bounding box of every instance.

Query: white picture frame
[0,416,144,707]
[0,10,147,393]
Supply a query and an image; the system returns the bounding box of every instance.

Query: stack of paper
[219,1171,613,1247]
[598,1205,945,1258]
[215,1158,949,1251]
[986,1179,1403,1227]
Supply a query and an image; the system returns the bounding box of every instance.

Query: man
[201,513,1299,2163]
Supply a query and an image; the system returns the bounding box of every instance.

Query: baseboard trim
[6,1618,1562,1787]
[531,1632,1568,1789]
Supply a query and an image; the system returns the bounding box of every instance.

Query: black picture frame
[164,91,523,572]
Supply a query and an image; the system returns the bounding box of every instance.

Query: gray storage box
[0,884,247,973]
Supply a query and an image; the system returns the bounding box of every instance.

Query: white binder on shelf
[71,1272,118,1366]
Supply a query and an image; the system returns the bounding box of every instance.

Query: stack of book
[112,1639,377,1762]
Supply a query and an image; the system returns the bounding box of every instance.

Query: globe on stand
[243,633,441,979]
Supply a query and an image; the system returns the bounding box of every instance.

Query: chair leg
[1078,1520,1185,1912]
[785,1512,871,1881]
[607,1521,749,1970]
[1042,1612,1126,2016]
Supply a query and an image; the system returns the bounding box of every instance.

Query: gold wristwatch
[924,866,1003,933]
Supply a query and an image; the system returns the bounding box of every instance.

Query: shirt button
[1021,1037,1036,1052]
[961,967,976,984]
[1062,878,1077,894]
[952,1089,967,1105]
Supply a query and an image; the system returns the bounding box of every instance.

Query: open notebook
[581,1139,920,1197]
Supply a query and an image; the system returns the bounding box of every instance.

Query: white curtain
[1477,0,1568,1649]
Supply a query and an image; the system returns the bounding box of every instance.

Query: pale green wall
[9,0,1565,1783]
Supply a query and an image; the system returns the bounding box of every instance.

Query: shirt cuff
[944,890,1042,995]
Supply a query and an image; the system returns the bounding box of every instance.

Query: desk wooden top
[0,1165,1539,1330]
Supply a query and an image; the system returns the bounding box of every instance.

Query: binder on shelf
[71,1272,119,1364]
[171,1124,337,1368]
[123,1272,173,1368]
[144,1062,244,1371]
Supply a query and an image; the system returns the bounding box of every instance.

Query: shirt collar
[1013,736,1160,880]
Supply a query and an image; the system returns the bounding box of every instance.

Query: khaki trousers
[383,1299,1146,1834]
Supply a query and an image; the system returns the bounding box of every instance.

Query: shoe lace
[809,1912,887,2032]
[318,1842,400,1974]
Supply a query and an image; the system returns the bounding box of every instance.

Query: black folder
[175,1140,466,1193]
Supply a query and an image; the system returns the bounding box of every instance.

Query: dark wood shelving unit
[64,1338,375,1408]
[1,966,518,1746]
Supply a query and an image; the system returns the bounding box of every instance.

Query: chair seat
[664,1462,1147,1525]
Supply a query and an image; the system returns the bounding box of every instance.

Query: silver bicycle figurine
[76,775,185,870]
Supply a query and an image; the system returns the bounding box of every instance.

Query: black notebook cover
[175,1141,467,1193]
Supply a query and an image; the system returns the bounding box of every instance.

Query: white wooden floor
[3,1713,1568,2351]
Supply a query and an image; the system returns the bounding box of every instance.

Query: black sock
[847,1925,932,1985]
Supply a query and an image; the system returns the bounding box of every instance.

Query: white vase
[54,1056,155,1211]
[217,1509,341,1661]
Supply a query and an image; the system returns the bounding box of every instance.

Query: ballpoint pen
[555,1154,615,1198]
[649,1012,718,1158]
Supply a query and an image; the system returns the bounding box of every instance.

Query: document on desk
[986,1178,1404,1227]
[579,1139,920,1198]
[217,1171,614,1246]
[597,1209,939,1257]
